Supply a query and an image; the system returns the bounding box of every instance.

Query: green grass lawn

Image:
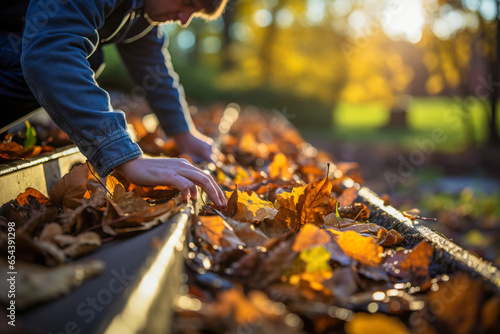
[324,97,495,152]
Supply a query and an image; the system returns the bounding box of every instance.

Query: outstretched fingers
[175,161,226,207]
[167,174,198,202]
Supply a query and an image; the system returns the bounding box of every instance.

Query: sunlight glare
[382,0,425,43]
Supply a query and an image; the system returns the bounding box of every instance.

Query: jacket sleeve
[21,0,142,177]
[116,25,194,135]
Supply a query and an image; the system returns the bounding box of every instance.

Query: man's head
[144,0,229,26]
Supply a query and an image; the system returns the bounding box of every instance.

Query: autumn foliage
[0,106,497,332]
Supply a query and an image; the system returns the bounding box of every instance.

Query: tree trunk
[487,3,500,146]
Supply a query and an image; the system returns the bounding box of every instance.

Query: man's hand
[113,155,227,207]
[173,130,223,163]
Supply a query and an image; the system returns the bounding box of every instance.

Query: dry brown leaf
[231,231,296,286]
[10,232,64,266]
[223,187,239,218]
[63,231,101,258]
[53,234,76,248]
[420,273,485,334]
[60,189,107,234]
[226,218,268,248]
[102,198,181,235]
[377,229,404,247]
[39,223,63,243]
[297,175,333,227]
[331,230,383,266]
[338,203,370,221]
[18,205,58,236]
[273,186,306,230]
[0,260,104,311]
[112,184,150,214]
[323,267,358,302]
[49,164,91,209]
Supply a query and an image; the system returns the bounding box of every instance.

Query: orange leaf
[16,187,52,206]
[336,187,358,207]
[292,224,331,252]
[384,240,434,280]
[196,216,243,248]
[332,230,383,266]
[297,175,333,227]
[345,313,410,334]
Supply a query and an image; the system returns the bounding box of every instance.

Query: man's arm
[22,0,142,177]
[116,25,217,162]
[21,0,225,206]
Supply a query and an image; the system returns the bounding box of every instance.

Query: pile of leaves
[0,105,498,332]
[0,122,59,163]
[173,108,500,334]
[0,163,183,310]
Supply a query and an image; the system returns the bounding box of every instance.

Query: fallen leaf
[49,164,91,209]
[297,175,333,227]
[331,230,383,266]
[231,231,297,289]
[345,313,410,334]
[60,189,107,234]
[336,187,358,207]
[323,267,358,302]
[226,218,268,248]
[18,205,58,236]
[102,198,181,235]
[292,224,330,252]
[414,273,484,334]
[377,229,404,247]
[269,153,293,181]
[299,246,331,273]
[195,215,244,249]
[112,184,150,214]
[226,190,277,222]
[338,203,370,221]
[274,186,306,230]
[63,231,101,258]
[224,187,239,218]
[39,223,63,243]
[17,187,52,207]
[0,260,104,311]
[383,240,434,282]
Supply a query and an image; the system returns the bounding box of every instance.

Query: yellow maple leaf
[225,190,277,222]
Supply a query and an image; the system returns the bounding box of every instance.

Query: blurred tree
[142,0,499,142]
[487,0,500,146]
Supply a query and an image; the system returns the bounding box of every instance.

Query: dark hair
[196,0,230,21]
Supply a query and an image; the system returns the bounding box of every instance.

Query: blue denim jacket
[18,0,193,176]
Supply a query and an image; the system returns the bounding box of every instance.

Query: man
[0,0,228,207]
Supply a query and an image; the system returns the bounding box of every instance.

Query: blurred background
[99,0,500,262]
